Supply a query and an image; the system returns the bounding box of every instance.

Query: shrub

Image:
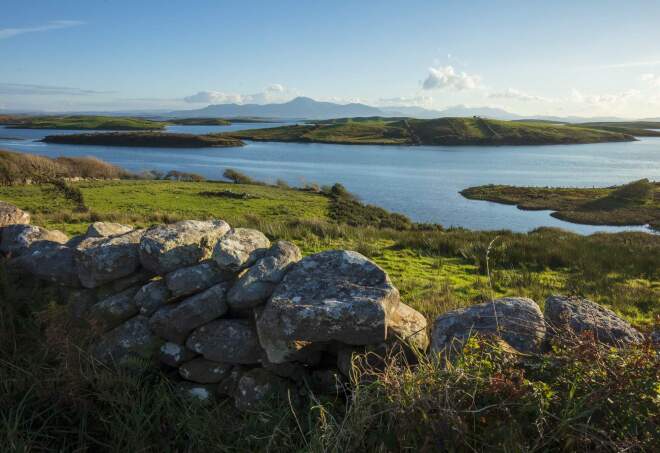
[223,168,257,185]
[610,178,654,203]
[164,170,205,182]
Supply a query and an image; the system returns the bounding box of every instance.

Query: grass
[41,132,244,148]
[0,115,166,130]
[461,179,660,230]
[224,117,636,146]
[1,176,658,451]
[169,118,232,126]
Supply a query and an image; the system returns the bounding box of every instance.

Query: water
[1,124,658,234]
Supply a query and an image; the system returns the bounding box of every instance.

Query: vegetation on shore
[168,118,231,126]
[224,117,636,146]
[0,115,166,130]
[41,132,244,148]
[575,121,660,137]
[461,179,660,230]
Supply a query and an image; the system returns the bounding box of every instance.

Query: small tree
[223,168,254,185]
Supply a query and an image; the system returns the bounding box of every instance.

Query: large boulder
[179,358,233,384]
[430,297,546,356]
[9,241,80,287]
[158,341,197,367]
[387,302,429,351]
[255,250,400,363]
[212,228,271,272]
[544,295,643,345]
[85,221,133,238]
[88,287,140,332]
[186,319,264,364]
[0,201,30,226]
[1,224,68,256]
[134,279,171,316]
[227,240,302,310]
[165,260,234,299]
[92,315,162,365]
[139,220,230,275]
[149,283,230,344]
[75,229,144,289]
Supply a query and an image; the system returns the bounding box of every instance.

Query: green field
[461,179,660,230]
[169,118,232,126]
[225,116,637,146]
[42,132,244,148]
[0,115,167,130]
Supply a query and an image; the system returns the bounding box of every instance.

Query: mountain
[169,96,382,120]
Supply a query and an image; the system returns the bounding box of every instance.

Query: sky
[2,0,660,117]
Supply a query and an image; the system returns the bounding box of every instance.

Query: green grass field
[0,115,167,130]
[41,132,244,148]
[225,117,636,146]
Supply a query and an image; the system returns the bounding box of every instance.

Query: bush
[223,168,257,185]
[164,170,205,182]
[610,178,654,203]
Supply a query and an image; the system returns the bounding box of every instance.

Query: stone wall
[0,200,649,409]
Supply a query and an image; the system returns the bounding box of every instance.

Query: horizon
[3,1,660,118]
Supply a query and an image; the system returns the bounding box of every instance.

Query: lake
[1,124,659,234]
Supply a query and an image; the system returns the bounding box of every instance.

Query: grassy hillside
[0,115,167,130]
[574,121,660,137]
[42,132,244,147]
[169,118,231,126]
[461,179,660,230]
[225,117,636,146]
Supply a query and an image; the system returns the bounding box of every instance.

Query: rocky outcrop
[430,297,546,356]
[139,220,230,275]
[544,295,643,345]
[0,201,30,226]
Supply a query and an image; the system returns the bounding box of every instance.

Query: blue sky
[2,0,660,117]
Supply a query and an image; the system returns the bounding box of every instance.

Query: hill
[224,117,636,146]
[0,115,166,130]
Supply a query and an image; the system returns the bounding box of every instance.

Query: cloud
[183,85,290,104]
[488,88,550,102]
[422,65,480,91]
[0,20,84,39]
[570,88,639,106]
[641,73,660,87]
[0,82,112,96]
[377,95,434,107]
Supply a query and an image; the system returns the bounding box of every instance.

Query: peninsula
[41,132,244,148]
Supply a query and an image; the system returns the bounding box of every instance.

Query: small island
[0,115,167,131]
[41,132,244,148]
[224,117,640,146]
[460,179,660,230]
[168,118,231,126]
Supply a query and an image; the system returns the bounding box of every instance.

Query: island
[168,118,231,126]
[223,117,639,146]
[0,115,167,130]
[41,132,244,148]
[460,179,660,230]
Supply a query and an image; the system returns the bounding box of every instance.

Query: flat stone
[430,297,546,357]
[0,201,30,226]
[175,382,217,403]
[149,283,229,344]
[212,228,271,272]
[165,260,234,299]
[255,250,399,363]
[1,224,68,256]
[134,279,171,316]
[158,341,197,367]
[88,286,141,332]
[544,295,643,345]
[86,221,133,238]
[9,241,80,287]
[75,229,144,289]
[179,358,233,384]
[227,240,301,310]
[139,220,230,275]
[92,315,162,365]
[186,319,264,364]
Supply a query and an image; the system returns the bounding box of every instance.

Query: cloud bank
[183,84,290,104]
[0,20,84,39]
[422,66,480,91]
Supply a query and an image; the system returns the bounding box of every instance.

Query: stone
[1,224,68,256]
[9,241,80,287]
[212,228,271,272]
[165,260,234,299]
[86,221,133,238]
[66,288,98,320]
[179,358,233,384]
[387,302,429,351]
[92,315,161,365]
[139,220,230,275]
[309,369,346,396]
[134,279,171,316]
[96,268,155,299]
[544,295,643,345]
[186,319,264,364]
[75,229,144,289]
[158,342,197,367]
[255,250,400,363]
[430,297,546,357]
[88,287,141,332]
[216,365,247,397]
[227,240,301,310]
[234,369,292,411]
[0,201,30,226]
[175,382,217,403]
[149,283,230,344]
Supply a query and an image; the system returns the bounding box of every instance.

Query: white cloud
[570,88,640,107]
[183,85,290,104]
[422,66,481,91]
[0,82,111,96]
[0,20,84,39]
[641,73,660,87]
[488,88,550,102]
[377,95,434,107]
